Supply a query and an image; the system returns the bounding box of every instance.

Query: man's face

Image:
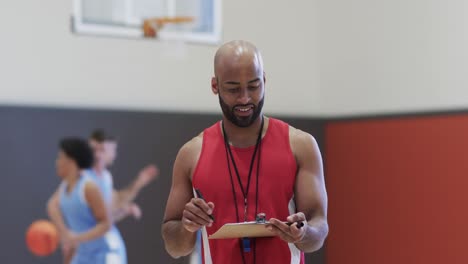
[89,139,117,168]
[55,150,76,178]
[218,94,264,128]
[214,54,265,127]
[103,141,117,166]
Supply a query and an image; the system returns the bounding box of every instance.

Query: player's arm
[73,182,111,243]
[46,186,76,264]
[268,128,328,253]
[46,186,68,235]
[111,201,141,222]
[111,165,159,221]
[162,136,213,258]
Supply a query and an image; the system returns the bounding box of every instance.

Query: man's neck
[64,171,80,193]
[93,165,106,176]
[222,116,268,148]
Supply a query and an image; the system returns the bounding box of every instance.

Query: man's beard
[218,95,264,128]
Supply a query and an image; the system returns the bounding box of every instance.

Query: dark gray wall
[0,105,325,264]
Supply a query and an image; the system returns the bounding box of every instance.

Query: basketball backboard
[72,0,222,44]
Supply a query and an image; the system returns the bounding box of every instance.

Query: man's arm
[268,128,328,253]
[47,187,67,235]
[46,186,75,264]
[111,164,159,222]
[112,202,142,222]
[161,135,214,258]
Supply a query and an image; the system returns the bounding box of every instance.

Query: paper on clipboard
[209,221,275,239]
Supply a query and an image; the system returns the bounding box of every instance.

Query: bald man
[162,40,328,264]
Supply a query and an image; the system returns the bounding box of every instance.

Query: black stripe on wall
[0,105,325,264]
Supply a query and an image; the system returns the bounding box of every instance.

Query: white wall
[5,0,464,117]
[0,0,321,116]
[318,0,468,116]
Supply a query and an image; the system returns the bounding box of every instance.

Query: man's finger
[266,224,296,242]
[185,202,213,223]
[286,212,306,223]
[268,218,291,233]
[191,198,213,215]
[183,209,212,227]
[182,217,202,232]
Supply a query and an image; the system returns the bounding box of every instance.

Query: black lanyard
[222,116,264,264]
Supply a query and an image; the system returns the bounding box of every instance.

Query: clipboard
[209,221,274,239]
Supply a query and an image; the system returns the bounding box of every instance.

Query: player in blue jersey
[55,137,119,263]
[48,130,158,263]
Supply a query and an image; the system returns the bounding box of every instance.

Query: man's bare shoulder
[288,125,320,159]
[288,125,315,145]
[179,132,203,156]
[175,133,204,176]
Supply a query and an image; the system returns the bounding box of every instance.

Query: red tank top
[192,118,305,264]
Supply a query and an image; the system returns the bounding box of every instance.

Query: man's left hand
[266,212,307,243]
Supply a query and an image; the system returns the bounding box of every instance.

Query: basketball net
[142,16,194,59]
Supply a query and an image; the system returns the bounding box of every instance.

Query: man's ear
[211,77,219,95]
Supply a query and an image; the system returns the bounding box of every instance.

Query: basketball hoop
[142,16,195,38]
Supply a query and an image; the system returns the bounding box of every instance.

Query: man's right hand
[61,243,75,264]
[128,202,142,220]
[61,241,74,257]
[182,198,215,232]
[61,229,79,250]
[135,164,159,190]
[60,228,78,264]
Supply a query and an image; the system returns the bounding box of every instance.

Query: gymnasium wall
[317,0,468,116]
[3,0,468,117]
[0,0,321,116]
[0,105,325,264]
[325,112,468,264]
[2,0,468,263]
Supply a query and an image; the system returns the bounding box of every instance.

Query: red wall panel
[325,114,468,264]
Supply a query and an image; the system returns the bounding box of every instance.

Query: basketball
[25,220,59,256]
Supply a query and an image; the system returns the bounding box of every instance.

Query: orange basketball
[25,219,59,256]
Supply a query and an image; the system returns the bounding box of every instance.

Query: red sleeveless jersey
[192,118,305,264]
